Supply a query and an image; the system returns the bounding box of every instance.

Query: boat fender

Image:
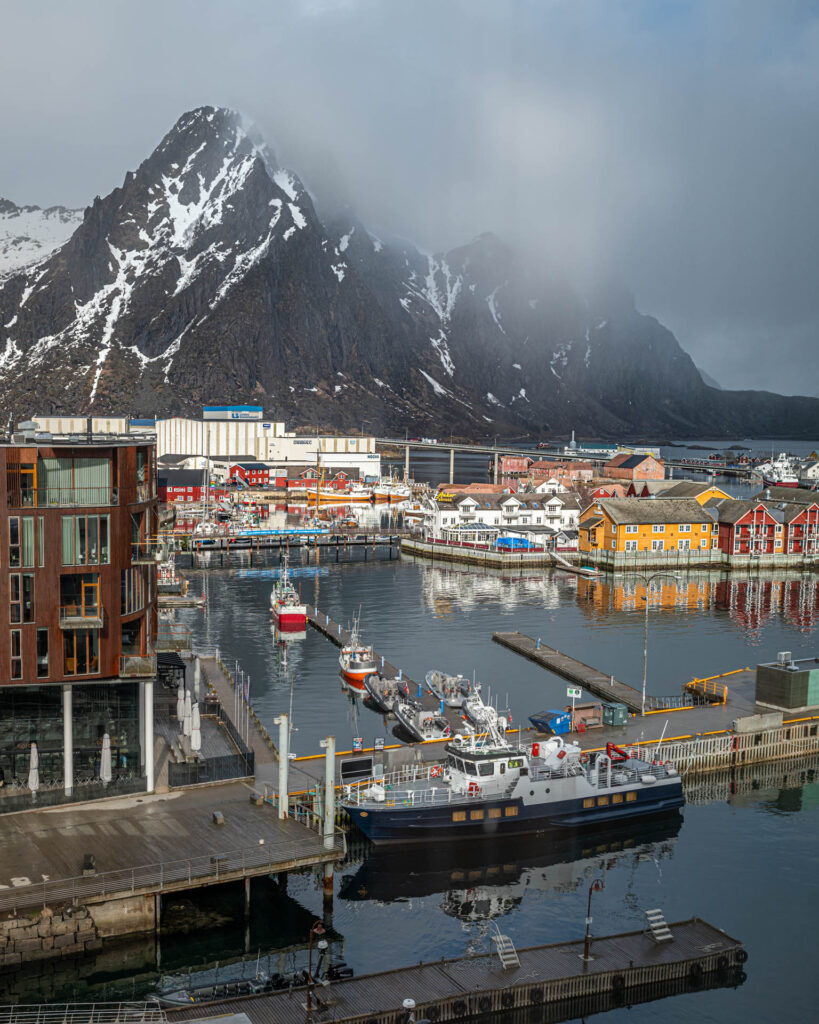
[427,1007,440,1021]
[452,1000,467,1016]
[689,962,704,981]
[612,975,625,990]
[717,956,729,971]
[501,992,514,1008]
[529,987,544,1003]
[478,997,491,1013]
[641,774,657,785]
[735,948,748,964]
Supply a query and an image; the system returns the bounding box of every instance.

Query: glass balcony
[59,606,105,629]
[8,487,118,509]
[119,653,157,678]
[131,543,160,564]
[154,625,193,652]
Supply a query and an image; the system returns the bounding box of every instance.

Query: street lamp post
[581,877,605,962]
[632,571,680,716]
[306,919,326,1011]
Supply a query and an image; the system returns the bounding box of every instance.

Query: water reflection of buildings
[576,573,819,637]
[419,564,569,616]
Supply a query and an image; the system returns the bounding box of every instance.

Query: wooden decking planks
[168,918,746,1024]
[493,631,644,712]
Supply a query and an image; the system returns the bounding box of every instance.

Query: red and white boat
[270,557,307,633]
[339,618,378,691]
[759,453,800,489]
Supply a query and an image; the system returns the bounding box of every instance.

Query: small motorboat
[393,701,452,743]
[463,691,511,733]
[363,673,407,714]
[425,669,471,708]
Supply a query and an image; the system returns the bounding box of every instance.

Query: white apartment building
[424,491,581,547]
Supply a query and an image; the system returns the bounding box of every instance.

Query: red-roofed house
[604,453,665,481]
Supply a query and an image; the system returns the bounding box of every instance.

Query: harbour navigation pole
[320,735,336,915]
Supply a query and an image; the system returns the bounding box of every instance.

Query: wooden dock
[168,917,746,1024]
[192,532,405,553]
[199,656,276,767]
[493,631,645,713]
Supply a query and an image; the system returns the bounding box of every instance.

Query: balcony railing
[7,487,118,509]
[119,653,157,678]
[131,543,160,564]
[155,625,193,652]
[59,606,105,629]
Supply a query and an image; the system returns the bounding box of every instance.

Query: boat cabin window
[499,763,506,775]
[478,762,494,777]
[508,758,524,769]
[464,760,478,776]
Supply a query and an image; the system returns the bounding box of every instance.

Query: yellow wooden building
[654,481,731,505]
[579,498,718,554]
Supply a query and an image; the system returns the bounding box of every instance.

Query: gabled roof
[158,469,206,486]
[234,462,269,470]
[607,453,660,470]
[656,481,724,498]
[753,486,818,505]
[707,499,774,524]
[586,498,711,525]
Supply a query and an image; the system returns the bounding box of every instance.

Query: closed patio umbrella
[183,690,192,737]
[176,682,185,721]
[27,743,39,794]
[190,703,201,752]
[100,733,112,784]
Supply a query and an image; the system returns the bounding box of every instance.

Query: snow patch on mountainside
[487,285,506,335]
[419,369,448,396]
[0,200,83,279]
[430,329,454,376]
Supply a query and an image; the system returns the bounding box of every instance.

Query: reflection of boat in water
[342,719,684,842]
[339,618,378,691]
[426,669,472,708]
[393,700,452,742]
[339,814,681,910]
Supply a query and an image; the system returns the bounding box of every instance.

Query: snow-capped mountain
[0,199,83,279]
[0,106,816,439]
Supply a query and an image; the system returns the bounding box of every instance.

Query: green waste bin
[602,701,628,726]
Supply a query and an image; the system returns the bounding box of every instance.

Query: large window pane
[62,517,74,564]
[21,517,34,567]
[100,516,109,564]
[87,517,99,564]
[36,629,48,678]
[76,517,86,565]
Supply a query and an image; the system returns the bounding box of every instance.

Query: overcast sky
[1,0,817,395]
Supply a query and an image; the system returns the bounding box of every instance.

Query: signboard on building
[203,406,263,421]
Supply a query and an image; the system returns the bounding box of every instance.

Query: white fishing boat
[339,617,378,691]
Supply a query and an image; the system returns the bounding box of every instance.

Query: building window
[36,628,49,678]
[583,798,595,809]
[612,793,623,804]
[504,805,519,817]
[625,540,638,551]
[625,525,638,534]
[700,540,708,548]
[22,573,34,622]
[9,574,21,623]
[469,809,485,820]
[597,796,610,806]
[21,517,34,567]
[488,807,502,819]
[38,517,44,566]
[651,540,664,551]
[678,540,690,551]
[121,568,146,615]
[712,539,719,549]
[63,629,99,676]
[679,524,691,533]
[652,524,664,533]
[10,629,22,679]
[626,791,637,802]
[60,573,100,618]
[452,810,466,822]
[8,517,20,567]
[62,515,110,565]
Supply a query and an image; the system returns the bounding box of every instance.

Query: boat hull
[343,785,684,843]
[762,476,798,488]
[273,608,307,632]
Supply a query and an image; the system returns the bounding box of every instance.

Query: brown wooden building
[0,424,159,799]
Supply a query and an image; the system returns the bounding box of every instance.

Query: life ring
[580,752,590,765]
[427,1007,440,1021]
[717,956,729,971]
[468,781,480,796]
[452,1000,467,1016]
[501,992,514,1008]
[612,975,625,990]
[478,997,491,1013]
[430,766,443,778]
[529,987,543,1003]
[735,948,748,964]
[688,963,704,985]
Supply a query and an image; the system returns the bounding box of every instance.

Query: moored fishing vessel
[342,721,684,842]
[756,452,800,488]
[339,618,378,691]
[363,672,407,713]
[269,555,307,632]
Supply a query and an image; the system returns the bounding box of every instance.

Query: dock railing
[0,1005,166,1024]
[0,835,346,915]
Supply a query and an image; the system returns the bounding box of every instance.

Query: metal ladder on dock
[492,926,521,969]
[644,908,674,944]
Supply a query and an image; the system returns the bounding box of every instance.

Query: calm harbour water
[11,438,819,1019]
